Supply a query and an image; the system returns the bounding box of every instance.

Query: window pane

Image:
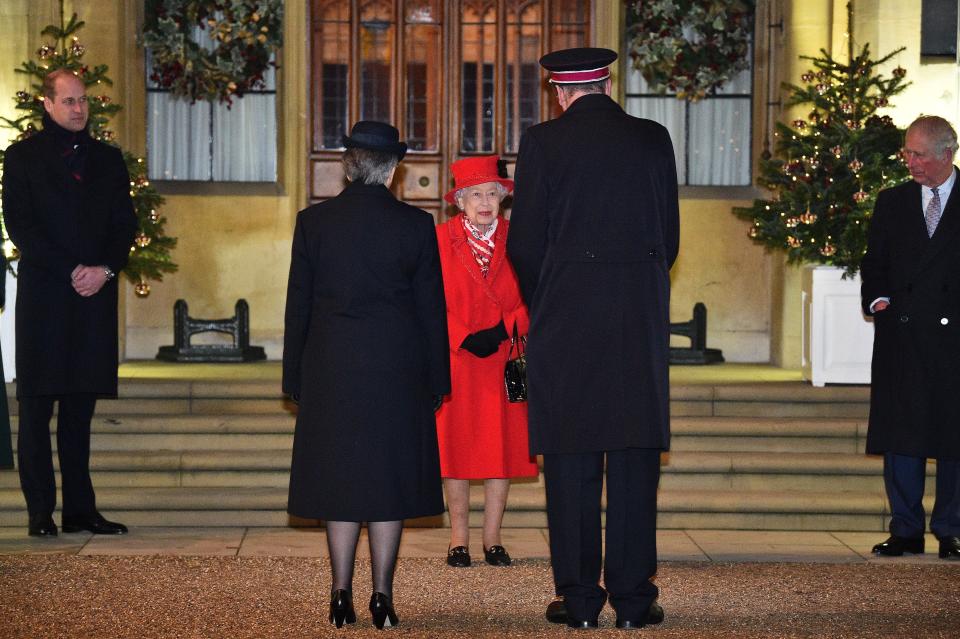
[624,27,752,186]
[552,0,588,23]
[550,0,587,51]
[314,1,350,150]
[360,1,395,123]
[461,3,495,153]
[506,1,541,153]
[688,98,750,186]
[212,95,277,181]
[147,93,211,180]
[405,0,439,22]
[625,97,687,184]
[405,20,441,151]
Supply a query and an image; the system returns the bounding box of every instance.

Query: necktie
[925,186,942,238]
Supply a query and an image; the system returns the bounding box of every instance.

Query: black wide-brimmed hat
[539,47,618,84]
[342,121,408,159]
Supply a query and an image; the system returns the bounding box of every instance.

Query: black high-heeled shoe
[369,592,399,629]
[329,589,357,628]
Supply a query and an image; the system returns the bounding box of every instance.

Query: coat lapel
[447,214,504,306]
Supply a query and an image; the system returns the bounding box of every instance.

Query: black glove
[460,319,508,357]
[433,394,444,412]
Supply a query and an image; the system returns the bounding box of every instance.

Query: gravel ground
[1,556,958,638]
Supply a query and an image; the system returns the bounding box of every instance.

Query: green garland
[142,0,283,104]
[625,0,754,101]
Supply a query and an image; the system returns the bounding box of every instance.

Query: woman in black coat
[282,121,450,630]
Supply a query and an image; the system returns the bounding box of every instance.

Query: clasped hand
[460,319,508,357]
[71,264,108,297]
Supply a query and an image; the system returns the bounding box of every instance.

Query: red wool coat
[435,215,538,479]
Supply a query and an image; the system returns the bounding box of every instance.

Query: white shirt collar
[921,167,956,212]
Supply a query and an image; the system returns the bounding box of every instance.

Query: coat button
[584,250,595,258]
[899,315,909,323]
[648,249,659,257]
[942,317,949,325]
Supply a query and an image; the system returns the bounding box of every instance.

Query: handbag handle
[507,321,525,358]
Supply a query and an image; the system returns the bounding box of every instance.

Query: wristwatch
[103,266,115,280]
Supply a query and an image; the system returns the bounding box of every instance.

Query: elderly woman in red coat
[436,155,538,568]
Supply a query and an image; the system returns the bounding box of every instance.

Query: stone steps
[0,378,895,531]
[0,484,928,531]
[0,449,933,493]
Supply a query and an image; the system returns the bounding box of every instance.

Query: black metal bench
[156,299,266,363]
[669,302,724,365]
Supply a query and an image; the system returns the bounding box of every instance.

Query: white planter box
[1,265,15,383]
[801,265,873,387]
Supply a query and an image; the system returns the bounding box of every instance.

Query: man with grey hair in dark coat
[861,114,960,561]
[508,47,679,629]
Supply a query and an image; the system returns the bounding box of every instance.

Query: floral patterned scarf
[462,214,498,277]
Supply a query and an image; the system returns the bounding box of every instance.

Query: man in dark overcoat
[2,69,137,537]
[507,48,679,628]
[861,114,960,560]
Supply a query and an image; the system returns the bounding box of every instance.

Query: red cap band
[548,67,610,84]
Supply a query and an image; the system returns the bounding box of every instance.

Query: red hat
[444,155,514,205]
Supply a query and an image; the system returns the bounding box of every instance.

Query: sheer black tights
[326,520,403,599]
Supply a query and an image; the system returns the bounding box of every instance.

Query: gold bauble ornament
[820,243,836,257]
[785,217,800,228]
[792,119,807,129]
[801,72,814,83]
[135,281,151,297]
[815,83,829,95]
[787,236,802,248]
[800,211,818,225]
[893,67,907,78]
[853,190,869,203]
[135,233,152,248]
[748,227,759,239]
[841,102,854,114]
[831,145,843,158]
[848,159,863,173]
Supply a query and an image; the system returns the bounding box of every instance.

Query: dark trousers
[17,395,98,518]
[884,453,960,539]
[542,448,660,622]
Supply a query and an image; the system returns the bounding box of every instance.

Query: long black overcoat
[507,94,680,455]
[860,168,960,460]
[283,181,450,521]
[2,127,136,398]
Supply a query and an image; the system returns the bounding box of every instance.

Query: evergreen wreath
[142,0,283,104]
[625,0,755,101]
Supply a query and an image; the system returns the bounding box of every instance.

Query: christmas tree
[0,10,176,296]
[733,43,909,276]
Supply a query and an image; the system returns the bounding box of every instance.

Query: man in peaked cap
[507,47,679,629]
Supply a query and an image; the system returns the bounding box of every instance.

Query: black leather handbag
[504,325,527,403]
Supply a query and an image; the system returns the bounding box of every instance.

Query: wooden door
[309,0,590,221]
